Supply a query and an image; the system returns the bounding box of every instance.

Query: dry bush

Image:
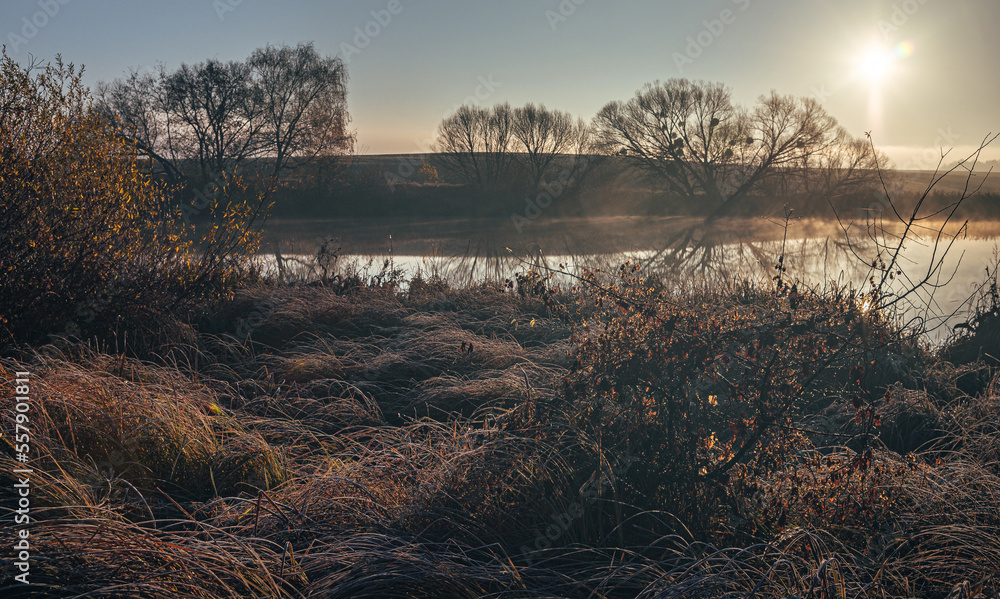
[562,261,870,535]
[0,50,267,350]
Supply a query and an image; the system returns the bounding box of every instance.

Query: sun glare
[857,45,894,83]
[851,40,914,129]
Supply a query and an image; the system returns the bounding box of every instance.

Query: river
[260,216,1000,345]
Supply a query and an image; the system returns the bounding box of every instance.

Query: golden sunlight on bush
[0,50,267,348]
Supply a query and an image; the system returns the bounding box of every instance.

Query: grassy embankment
[4,258,1000,598]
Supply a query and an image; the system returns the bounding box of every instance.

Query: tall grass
[4,265,1000,597]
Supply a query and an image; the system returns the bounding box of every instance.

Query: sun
[856,45,895,83]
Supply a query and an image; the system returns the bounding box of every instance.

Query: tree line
[97,42,354,194]
[433,79,887,220]
[97,42,886,221]
[432,102,591,197]
[1,50,268,347]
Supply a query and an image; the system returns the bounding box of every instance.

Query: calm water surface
[261,216,1000,344]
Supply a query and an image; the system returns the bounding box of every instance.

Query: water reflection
[260,217,1000,345]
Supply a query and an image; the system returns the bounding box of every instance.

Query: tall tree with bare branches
[592,79,874,222]
[433,103,515,193]
[511,103,590,193]
[249,42,354,180]
[97,44,353,188]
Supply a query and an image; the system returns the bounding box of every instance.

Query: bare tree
[96,67,185,185]
[511,103,589,192]
[433,103,515,193]
[248,42,354,180]
[802,130,890,201]
[97,44,353,188]
[434,101,595,201]
[593,79,848,222]
[161,58,264,183]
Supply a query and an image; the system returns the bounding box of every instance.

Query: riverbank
[4,269,1000,597]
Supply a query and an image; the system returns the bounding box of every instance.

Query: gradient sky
[3,0,998,168]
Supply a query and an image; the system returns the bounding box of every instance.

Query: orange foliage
[0,50,266,347]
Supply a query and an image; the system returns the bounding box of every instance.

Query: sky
[2,0,998,169]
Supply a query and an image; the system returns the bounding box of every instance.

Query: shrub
[942,265,1000,370]
[562,262,894,535]
[0,51,266,349]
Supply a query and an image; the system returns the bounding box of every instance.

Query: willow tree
[249,42,354,180]
[433,103,516,193]
[592,78,881,222]
[97,43,353,187]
